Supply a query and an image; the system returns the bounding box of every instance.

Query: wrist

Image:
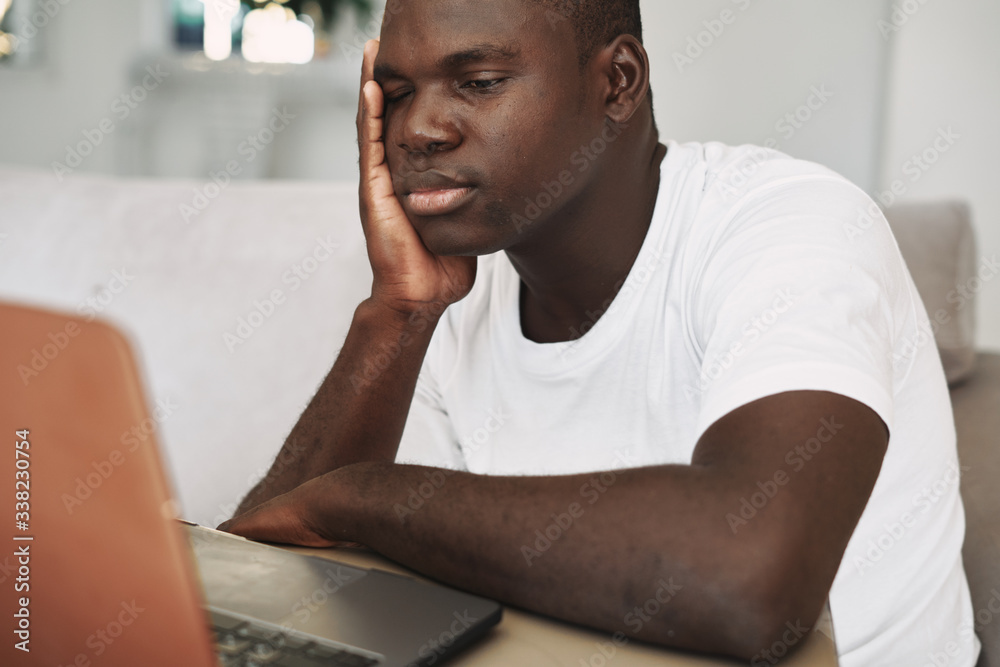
[313,462,390,544]
[357,296,447,334]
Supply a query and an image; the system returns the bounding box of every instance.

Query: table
[282,545,840,667]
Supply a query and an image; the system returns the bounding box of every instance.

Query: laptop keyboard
[210,610,380,666]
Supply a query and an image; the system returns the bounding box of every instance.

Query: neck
[505,122,667,344]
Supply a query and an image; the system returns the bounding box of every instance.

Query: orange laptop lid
[0,301,218,667]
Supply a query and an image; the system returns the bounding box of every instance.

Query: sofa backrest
[0,167,371,525]
[884,200,979,384]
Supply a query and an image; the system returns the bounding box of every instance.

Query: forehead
[377,0,574,71]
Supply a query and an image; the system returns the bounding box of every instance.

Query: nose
[394,89,460,158]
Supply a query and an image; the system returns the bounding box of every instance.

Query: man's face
[375,0,600,256]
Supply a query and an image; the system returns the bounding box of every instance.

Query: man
[219,1,980,664]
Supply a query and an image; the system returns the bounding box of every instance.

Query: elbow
[621,532,833,661]
[725,564,828,663]
[626,570,825,662]
[731,612,819,665]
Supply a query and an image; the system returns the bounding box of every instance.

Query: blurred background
[1,0,997,523]
[0,0,997,335]
[0,1,996,253]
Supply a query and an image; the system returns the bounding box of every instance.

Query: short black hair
[531,0,643,67]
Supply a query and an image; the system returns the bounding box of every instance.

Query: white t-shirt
[395,140,980,666]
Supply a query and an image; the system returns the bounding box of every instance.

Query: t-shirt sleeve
[394,329,468,471]
[689,175,911,441]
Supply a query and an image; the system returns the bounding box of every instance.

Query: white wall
[0,0,158,175]
[879,0,1000,352]
[2,1,888,188]
[642,0,891,191]
[0,0,371,181]
[3,0,997,347]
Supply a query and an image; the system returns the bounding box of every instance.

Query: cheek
[479,112,551,174]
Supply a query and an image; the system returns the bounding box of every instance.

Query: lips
[402,170,477,216]
[406,187,476,216]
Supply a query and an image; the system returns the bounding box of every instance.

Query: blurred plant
[252,0,374,31]
[0,0,14,61]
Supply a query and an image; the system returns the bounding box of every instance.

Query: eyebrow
[374,43,522,82]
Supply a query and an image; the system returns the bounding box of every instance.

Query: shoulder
[695,141,866,212]
[667,141,896,269]
[672,143,917,368]
[657,141,888,252]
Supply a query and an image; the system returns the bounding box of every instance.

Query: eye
[463,78,506,93]
[384,89,412,105]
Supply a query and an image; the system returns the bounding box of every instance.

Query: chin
[414,214,512,257]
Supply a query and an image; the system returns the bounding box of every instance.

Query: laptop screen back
[0,302,217,667]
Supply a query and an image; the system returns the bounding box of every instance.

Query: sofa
[0,166,997,664]
[880,202,1000,667]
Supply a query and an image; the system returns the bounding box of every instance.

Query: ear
[597,35,650,125]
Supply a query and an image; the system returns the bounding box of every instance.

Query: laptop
[0,301,501,667]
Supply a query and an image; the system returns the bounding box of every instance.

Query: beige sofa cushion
[951,353,1000,666]
[884,201,978,384]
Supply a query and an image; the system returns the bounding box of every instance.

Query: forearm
[326,462,812,659]
[235,299,442,516]
[225,395,879,660]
